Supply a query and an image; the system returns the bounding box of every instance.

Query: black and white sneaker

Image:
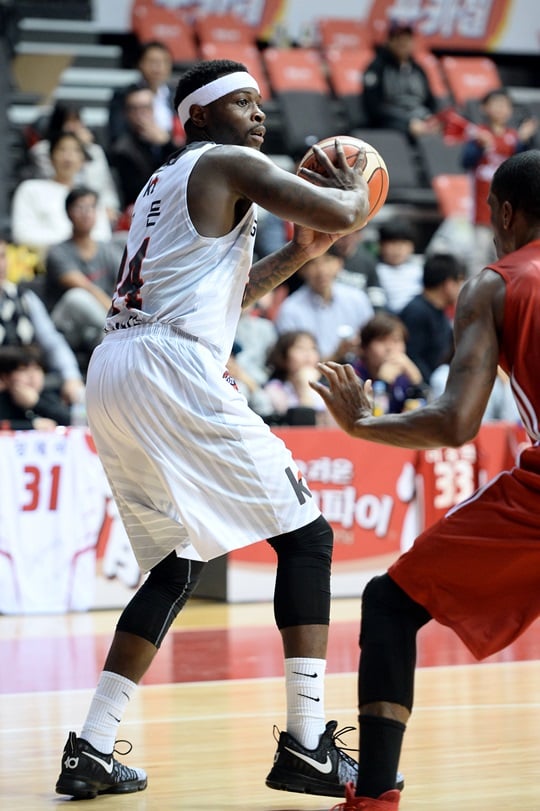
[55,731,147,799]
[265,720,405,798]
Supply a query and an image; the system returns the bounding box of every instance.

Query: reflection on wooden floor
[1,599,539,810]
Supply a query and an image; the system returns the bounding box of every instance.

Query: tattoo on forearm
[242,250,301,308]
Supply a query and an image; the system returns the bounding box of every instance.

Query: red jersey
[492,239,540,441]
[470,126,521,226]
[390,241,540,660]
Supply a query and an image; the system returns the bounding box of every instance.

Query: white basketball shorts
[86,324,321,571]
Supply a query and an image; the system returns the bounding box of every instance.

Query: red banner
[367,0,514,51]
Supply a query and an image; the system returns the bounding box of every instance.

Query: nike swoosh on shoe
[283,748,333,774]
[82,752,114,774]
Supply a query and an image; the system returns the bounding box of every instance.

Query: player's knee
[267,516,333,628]
[268,514,333,564]
[117,553,206,647]
[361,574,431,644]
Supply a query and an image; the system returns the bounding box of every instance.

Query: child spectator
[0,344,71,430]
[462,88,537,275]
[353,312,425,413]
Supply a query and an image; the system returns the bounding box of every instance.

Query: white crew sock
[285,657,326,750]
[80,670,137,754]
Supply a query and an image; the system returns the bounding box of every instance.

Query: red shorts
[389,446,540,660]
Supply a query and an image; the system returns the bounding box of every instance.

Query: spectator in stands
[363,19,440,139]
[352,312,425,414]
[11,132,112,256]
[0,236,84,405]
[109,84,177,210]
[375,218,423,313]
[400,252,465,384]
[462,88,537,275]
[27,102,121,225]
[331,230,387,310]
[250,330,333,426]
[0,344,71,430]
[108,40,184,148]
[275,246,373,361]
[44,187,123,366]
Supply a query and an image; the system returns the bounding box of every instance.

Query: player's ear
[501,200,514,229]
[189,104,208,129]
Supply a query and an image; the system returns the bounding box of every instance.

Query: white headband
[177,72,260,126]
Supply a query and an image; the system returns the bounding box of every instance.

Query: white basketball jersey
[0,429,106,613]
[106,142,257,365]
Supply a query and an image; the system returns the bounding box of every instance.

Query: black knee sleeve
[267,515,333,629]
[116,552,206,648]
[359,574,431,712]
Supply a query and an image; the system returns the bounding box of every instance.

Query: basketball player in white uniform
[55,59,388,802]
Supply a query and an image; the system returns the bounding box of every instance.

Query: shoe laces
[113,739,134,757]
[331,725,358,766]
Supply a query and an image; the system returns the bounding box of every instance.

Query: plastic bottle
[372,380,389,416]
[70,390,88,427]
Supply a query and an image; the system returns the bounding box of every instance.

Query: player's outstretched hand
[310,362,373,437]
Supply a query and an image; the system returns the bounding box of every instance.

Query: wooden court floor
[1,598,540,810]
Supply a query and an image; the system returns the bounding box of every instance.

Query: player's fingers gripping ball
[297,135,389,224]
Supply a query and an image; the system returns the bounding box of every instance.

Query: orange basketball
[297,135,389,223]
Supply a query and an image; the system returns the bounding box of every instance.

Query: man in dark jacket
[109,84,176,209]
[363,19,440,139]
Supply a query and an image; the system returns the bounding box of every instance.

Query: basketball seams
[297,134,389,223]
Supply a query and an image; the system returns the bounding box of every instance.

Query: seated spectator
[11,132,112,256]
[462,88,537,276]
[27,101,121,225]
[352,312,425,413]
[375,218,423,313]
[108,40,184,148]
[250,330,333,426]
[109,83,177,210]
[275,247,373,361]
[0,235,84,404]
[0,344,71,430]
[400,252,465,384]
[362,18,440,139]
[331,229,387,310]
[44,187,123,367]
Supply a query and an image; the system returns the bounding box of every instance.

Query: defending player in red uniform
[311,149,540,810]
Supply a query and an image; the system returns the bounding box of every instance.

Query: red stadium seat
[261,48,340,157]
[317,17,371,51]
[414,49,451,106]
[194,12,258,46]
[262,47,329,94]
[324,47,375,130]
[439,56,502,109]
[432,173,472,219]
[324,47,375,97]
[131,0,199,65]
